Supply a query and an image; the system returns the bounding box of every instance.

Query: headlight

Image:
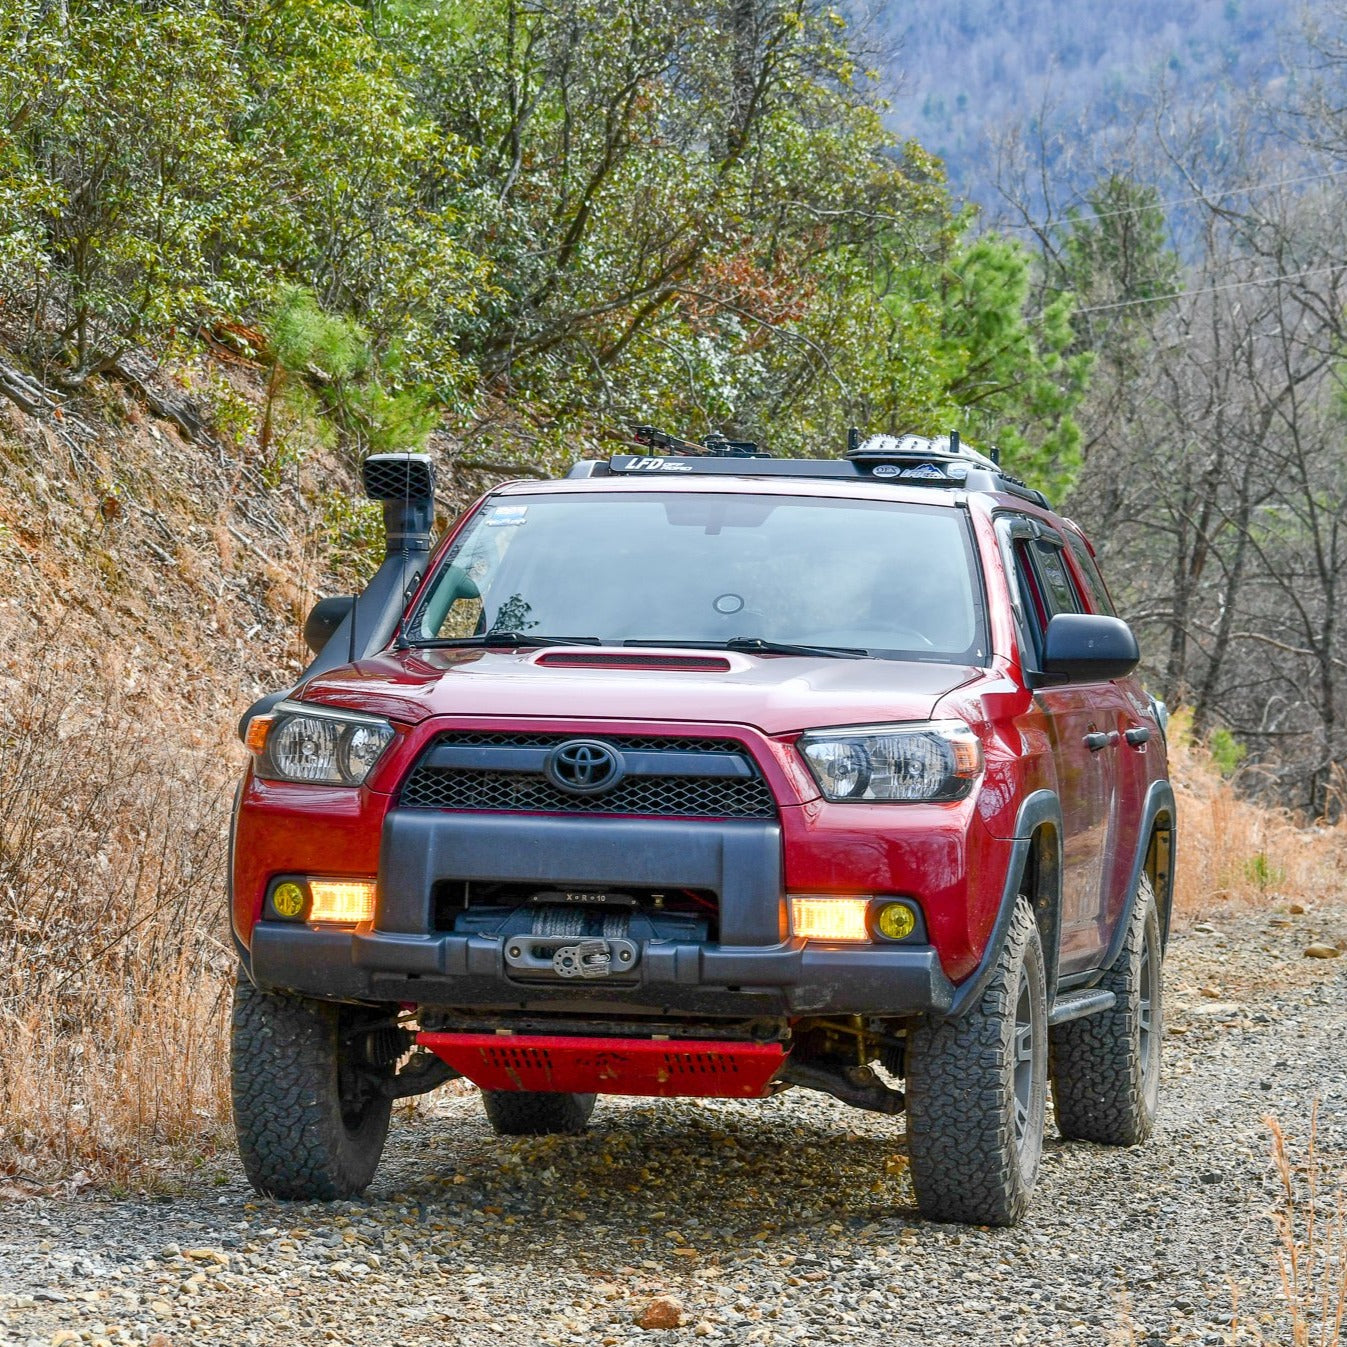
[798,721,982,802]
[252,702,395,786]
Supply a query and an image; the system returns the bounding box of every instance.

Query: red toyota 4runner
[230,434,1175,1226]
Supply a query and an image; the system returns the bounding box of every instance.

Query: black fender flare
[1097,778,1177,974]
[947,789,1063,1017]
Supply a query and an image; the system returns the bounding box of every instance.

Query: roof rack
[566,431,1049,508]
[632,424,768,458]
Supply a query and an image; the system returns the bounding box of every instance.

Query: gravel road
[4,905,1346,1347]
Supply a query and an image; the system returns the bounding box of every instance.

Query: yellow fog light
[790,896,870,942]
[875,902,916,941]
[272,881,306,919]
[308,880,377,925]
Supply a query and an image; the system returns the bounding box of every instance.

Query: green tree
[260,285,438,464]
[231,0,486,399]
[0,0,257,374]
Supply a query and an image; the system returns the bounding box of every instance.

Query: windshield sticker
[486,504,529,527]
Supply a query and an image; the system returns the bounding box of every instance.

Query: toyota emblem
[545,739,624,795]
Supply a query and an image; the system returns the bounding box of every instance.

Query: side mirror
[1042,613,1140,683]
[303,595,356,656]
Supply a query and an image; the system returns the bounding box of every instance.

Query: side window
[996,516,1047,666]
[1013,542,1049,633]
[1006,528,1082,666]
[1064,531,1117,616]
[1029,538,1084,617]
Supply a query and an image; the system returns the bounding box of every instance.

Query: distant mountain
[863,0,1291,215]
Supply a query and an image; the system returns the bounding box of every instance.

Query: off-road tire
[231,977,392,1200]
[1051,874,1163,1146]
[904,898,1048,1227]
[481,1091,596,1136]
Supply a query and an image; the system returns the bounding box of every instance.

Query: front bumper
[249,921,955,1016]
[245,810,956,1017]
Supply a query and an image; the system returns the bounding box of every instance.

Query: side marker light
[244,715,274,755]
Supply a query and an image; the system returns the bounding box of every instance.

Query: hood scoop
[534,650,733,672]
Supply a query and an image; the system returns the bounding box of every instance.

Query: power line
[995,165,1347,234]
[1073,260,1347,315]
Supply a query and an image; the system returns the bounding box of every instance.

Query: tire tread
[231,978,391,1200]
[1051,875,1162,1146]
[481,1091,595,1136]
[905,899,1046,1226]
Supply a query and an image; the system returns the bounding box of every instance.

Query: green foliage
[1208,726,1248,777]
[1243,851,1283,892]
[381,0,1082,475]
[232,0,486,396]
[1063,177,1180,307]
[0,0,257,370]
[270,288,371,385]
[871,234,1093,496]
[261,287,438,466]
[319,490,383,586]
[0,0,1095,481]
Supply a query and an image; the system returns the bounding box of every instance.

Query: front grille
[399,732,777,818]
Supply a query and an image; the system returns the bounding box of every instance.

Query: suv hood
[299,647,981,737]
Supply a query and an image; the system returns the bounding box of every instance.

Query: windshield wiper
[414,632,603,649]
[725,636,868,659]
[623,637,867,660]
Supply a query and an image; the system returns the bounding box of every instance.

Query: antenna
[949,429,961,456]
[847,427,860,454]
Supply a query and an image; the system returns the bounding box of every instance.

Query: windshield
[411,491,988,663]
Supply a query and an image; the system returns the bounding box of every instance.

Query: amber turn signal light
[308,880,377,924]
[789,896,870,942]
[244,715,274,755]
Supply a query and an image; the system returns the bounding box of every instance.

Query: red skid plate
[417,1032,786,1099]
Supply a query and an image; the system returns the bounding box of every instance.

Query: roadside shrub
[0,661,234,1187]
[1209,726,1249,778]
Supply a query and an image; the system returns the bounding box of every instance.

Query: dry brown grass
[0,657,235,1190]
[1267,1107,1347,1347]
[1169,714,1347,923]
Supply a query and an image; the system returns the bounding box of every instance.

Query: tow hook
[780,1061,905,1114]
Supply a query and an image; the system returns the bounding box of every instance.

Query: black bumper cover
[249,921,955,1016]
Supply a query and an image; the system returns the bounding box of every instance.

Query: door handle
[1083,732,1110,751]
[1124,726,1151,746]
